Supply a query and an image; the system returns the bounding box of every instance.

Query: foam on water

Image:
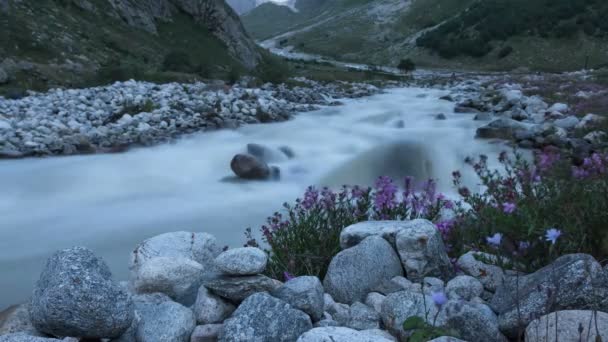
[0,87,505,308]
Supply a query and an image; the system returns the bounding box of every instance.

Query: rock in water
[220,292,312,342]
[324,236,403,304]
[394,219,454,282]
[132,256,205,305]
[246,143,288,163]
[30,247,134,339]
[130,231,221,274]
[134,293,196,342]
[271,276,325,322]
[230,153,271,180]
[214,247,267,275]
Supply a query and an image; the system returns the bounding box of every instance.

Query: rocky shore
[0,78,379,159]
[2,222,608,342]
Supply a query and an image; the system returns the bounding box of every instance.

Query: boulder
[134,293,196,342]
[130,231,221,274]
[394,219,454,282]
[364,292,386,314]
[192,286,235,324]
[490,254,608,338]
[476,118,530,140]
[324,236,403,304]
[132,256,205,306]
[30,247,134,339]
[380,290,440,338]
[473,112,492,121]
[554,116,580,130]
[0,304,40,336]
[523,95,548,115]
[214,247,267,276]
[348,302,380,330]
[230,153,271,180]
[583,131,606,144]
[219,292,312,342]
[548,103,568,113]
[327,302,351,326]
[435,113,447,120]
[0,334,62,342]
[246,143,288,163]
[524,310,608,342]
[427,337,468,342]
[271,276,325,322]
[576,113,604,129]
[296,327,395,342]
[191,324,223,342]
[203,274,281,302]
[445,276,483,301]
[443,301,507,342]
[340,220,416,249]
[456,251,505,292]
[278,146,295,159]
[422,277,445,295]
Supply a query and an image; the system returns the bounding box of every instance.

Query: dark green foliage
[256,55,290,84]
[162,51,194,73]
[402,316,461,342]
[95,62,144,84]
[417,0,608,58]
[397,58,416,73]
[497,46,514,59]
[227,67,241,85]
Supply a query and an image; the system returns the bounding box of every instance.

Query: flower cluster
[572,153,608,179]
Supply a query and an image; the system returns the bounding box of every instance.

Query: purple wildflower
[302,186,319,210]
[431,291,448,307]
[545,228,562,245]
[283,271,295,281]
[486,233,503,246]
[374,176,398,213]
[502,202,516,214]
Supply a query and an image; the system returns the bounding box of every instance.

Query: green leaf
[403,316,426,331]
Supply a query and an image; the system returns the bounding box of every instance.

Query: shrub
[245,177,454,280]
[448,149,608,272]
[161,51,193,73]
[397,58,416,73]
[227,67,241,85]
[256,55,290,84]
[497,46,513,59]
[95,63,144,84]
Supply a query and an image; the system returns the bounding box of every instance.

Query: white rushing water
[0,87,506,308]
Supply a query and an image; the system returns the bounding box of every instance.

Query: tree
[397,58,416,74]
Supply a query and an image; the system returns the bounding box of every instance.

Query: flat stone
[214,247,267,276]
[203,274,281,302]
[297,327,395,342]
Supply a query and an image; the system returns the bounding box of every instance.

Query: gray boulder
[192,286,235,324]
[348,302,380,330]
[340,220,412,249]
[436,113,447,120]
[443,301,507,342]
[395,220,453,282]
[219,292,312,342]
[554,116,580,130]
[422,277,445,295]
[296,327,395,342]
[134,293,196,342]
[203,274,281,302]
[576,113,604,129]
[327,302,351,326]
[380,290,440,338]
[230,153,271,180]
[132,256,204,305]
[214,247,267,276]
[30,247,134,339]
[271,276,324,321]
[324,236,403,304]
[476,118,531,140]
[0,334,61,342]
[191,324,223,342]
[0,304,41,336]
[130,231,220,274]
[456,251,505,292]
[364,292,386,313]
[524,310,608,342]
[445,276,483,301]
[490,254,608,338]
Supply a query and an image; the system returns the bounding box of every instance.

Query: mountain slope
[0,0,261,91]
[244,0,608,71]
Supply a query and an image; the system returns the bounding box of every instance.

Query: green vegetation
[256,53,290,84]
[397,58,416,73]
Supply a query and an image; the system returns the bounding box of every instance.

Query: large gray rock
[524,310,608,342]
[214,247,267,275]
[456,251,505,292]
[203,274,281,302]
[219,292,312,342]
[230,154,271,180]
[130,231,221,274]
[30,247,134,339]
[394,219,454,282]
[370,276,412,295]
[476,118,531,140]
[324,236,403,304]
[327,302,351,326]
[193,286,235,324]
[340,221,412,249]
[380,290,441,338]
[134,293,196,342]
[554,116,580,130]
[191,324,223,342]
[132,256,205,305]
[348,302,380,330]
[491,254,608,338]
[0,304,41,336]
[445,275,483,301]
[0,334,61,342]
[271,276,325,322]
[296,327,395,342]
[443,301,507,342]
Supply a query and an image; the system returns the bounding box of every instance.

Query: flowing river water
[0,87,506,309]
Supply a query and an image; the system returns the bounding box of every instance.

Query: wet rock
[395,219,454,282]
[214,247,267,276]
[220,292,312,342]
[246,143,288,163]
[30,247,134,339]
[524,310,608,342]
[192,286,235,324]
[435,113,447,120]
[132,256,205,306]
[203,274,281,302]
[324,236,403,304]
[230,153,271,180]
[278,145,295,159]
[271,276,325,322]
[476,118,530,140]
